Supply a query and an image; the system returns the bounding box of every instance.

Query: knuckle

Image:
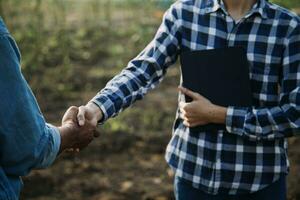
[79,105,86,111]
[183,121,189,127]
[184,106,190,112]
[70,106,77,110]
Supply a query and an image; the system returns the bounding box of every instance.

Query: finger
[179,103,193,114]
[184,120,200,128]
[77,106,86,126]
[62,106,79,123]
[183,120,191,127]
[179,106,186,114]
[84,117,98,130]
[178,86,200,100]
[189,122,203,127]
[66,148,74,152]
[180,109,198,121]
[179,102,191,114]
[179,101,187,109]
[179,107,186,115]
[179,113,186,120]
[180,112,196,121]
[188,122,198,128]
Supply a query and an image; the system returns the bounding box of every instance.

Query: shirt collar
[202,0,268,19]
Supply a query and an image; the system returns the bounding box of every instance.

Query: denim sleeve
[36,123,61,169]
[0,34,61,176]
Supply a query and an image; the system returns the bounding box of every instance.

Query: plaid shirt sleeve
[91,3,181,122]
[226,20,300,141]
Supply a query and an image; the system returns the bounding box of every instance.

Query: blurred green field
[1,0,300,200]
[2,0,180,135]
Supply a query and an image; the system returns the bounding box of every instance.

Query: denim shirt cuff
[37,124,61,168]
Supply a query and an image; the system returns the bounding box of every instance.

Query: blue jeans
[174,176,287,200]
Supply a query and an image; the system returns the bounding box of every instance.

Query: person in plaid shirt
[77,0,300,199]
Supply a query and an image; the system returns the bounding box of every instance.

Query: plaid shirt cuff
[90,95,116,124]
[225,106,248,137]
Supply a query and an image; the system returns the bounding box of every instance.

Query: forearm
[208,105,227,124]
[225,103,300,141]
[206,100,300,141]
[91,61,168,122]
[91,5,180,123]
[230,23,299,140]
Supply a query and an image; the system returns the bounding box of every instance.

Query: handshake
[57,102,103,153]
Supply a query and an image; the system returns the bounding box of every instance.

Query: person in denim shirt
[0,18,97,200]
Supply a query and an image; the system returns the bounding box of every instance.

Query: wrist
[208,104,227,124]
[58,124,75,153]
[86,102,103,122]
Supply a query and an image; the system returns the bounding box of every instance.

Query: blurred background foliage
[0,0,298,99]
[0,0,298,101]
[0,0,300,200]
[272,0,300,8]
[0,0,184,136]
[0,0,299,134]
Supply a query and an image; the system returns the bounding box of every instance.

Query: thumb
[77,106,86,126]
[62,106,79,124]
[178,86,200,100]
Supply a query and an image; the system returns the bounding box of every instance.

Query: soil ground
[20,75,300,200]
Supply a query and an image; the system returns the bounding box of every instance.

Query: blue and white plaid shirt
[92,0,300,195]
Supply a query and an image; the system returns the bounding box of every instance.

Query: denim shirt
[0,18,61,199]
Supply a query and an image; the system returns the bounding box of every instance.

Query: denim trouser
[174,176,286,200]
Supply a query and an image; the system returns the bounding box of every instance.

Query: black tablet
[180,47,252,132]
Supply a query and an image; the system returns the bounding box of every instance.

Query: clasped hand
[58,103,103,153]
[57,85,226,153]
[178,86,227,127]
